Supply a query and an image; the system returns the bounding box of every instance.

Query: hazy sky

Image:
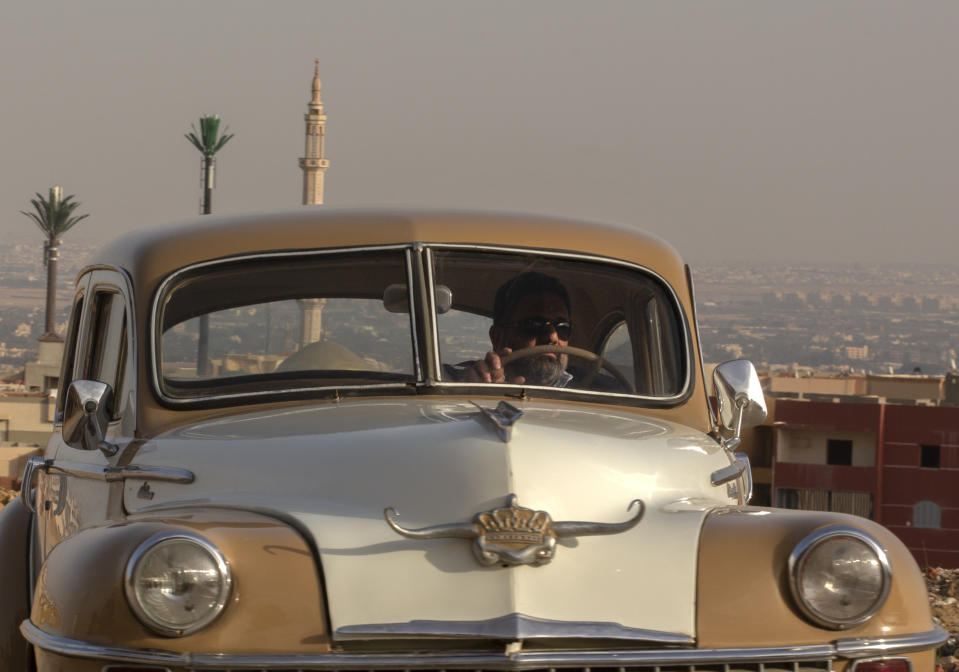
[3,1,958,265]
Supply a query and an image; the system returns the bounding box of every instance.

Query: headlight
[788,524,891,629]
[124,531,232,636]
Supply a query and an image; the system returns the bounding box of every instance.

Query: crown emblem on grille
[385,494,644,567]
[477,500,551,546]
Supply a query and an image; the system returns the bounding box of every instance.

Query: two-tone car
[0,209,946,671]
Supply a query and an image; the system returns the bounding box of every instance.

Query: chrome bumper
[21,620,948,670]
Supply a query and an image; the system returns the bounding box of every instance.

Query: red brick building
[770,398,959,568]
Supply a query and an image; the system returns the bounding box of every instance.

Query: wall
[771,398,959,567]
[777,428,876,466]
[867,375,943,402]
[0,394,54,446]
[880,404,959,568]
[769,375,867,396]
[0,444,43,480]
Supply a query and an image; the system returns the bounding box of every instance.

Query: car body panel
[0,497,31,670]
[29,509,330,653]
[120,398,732,638]
[696,507,936,646]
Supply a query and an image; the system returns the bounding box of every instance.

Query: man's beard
[507,354,568,386]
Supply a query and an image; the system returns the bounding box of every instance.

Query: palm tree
[20,187,89,337]
[186,115,233,374]
[186,114,234,214]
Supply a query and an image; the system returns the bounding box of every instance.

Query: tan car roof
[98,208,687,295]
[89,209,710,435]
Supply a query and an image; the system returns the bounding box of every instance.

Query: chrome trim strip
[150,244,413,406]
[685,264,716,428]
[165,381,410,405]
[423,245,442,383]
[150,241,693,406]
[336,612,693,644]
[836,626,948,657]
[21,620,948,668]
[22,621,187,666]
[46,460,194,484]
[88,266,139,429]
[438,379,641,400]
[405,247,422,381]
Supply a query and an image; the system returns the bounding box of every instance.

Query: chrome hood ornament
[385,494,644,567]
[472,400,523,442]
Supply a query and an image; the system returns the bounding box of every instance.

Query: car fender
[697,506,936,647]
[29,507,331,655]
[0,496,32,670]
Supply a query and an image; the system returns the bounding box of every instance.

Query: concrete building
[0,390,51,489]
[23,334,63,393]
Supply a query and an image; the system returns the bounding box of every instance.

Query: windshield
[431,248,687,397]
[154,246,688,402]
[156,249,416,400]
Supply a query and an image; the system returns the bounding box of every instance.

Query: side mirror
[62,380,117,456]
[713,359,767,439]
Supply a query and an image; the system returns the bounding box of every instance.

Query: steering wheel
[500,344,635,393]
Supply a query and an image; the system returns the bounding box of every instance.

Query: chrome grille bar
[182,665,834,672]
[22,621,948,671]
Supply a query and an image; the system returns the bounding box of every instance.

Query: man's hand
[464,348,526,384]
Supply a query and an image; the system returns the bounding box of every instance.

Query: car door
[36,268,136,559]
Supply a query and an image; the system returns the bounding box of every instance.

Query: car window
[55,293,85,421]
[598,321,636,390]
[156,249,415,400]
[430,248,687,398]
[85,290,128,419]
[436,308,493,367]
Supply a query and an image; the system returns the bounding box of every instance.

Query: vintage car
[0,209,946,671]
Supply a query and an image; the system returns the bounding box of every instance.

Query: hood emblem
[384,494,644,567]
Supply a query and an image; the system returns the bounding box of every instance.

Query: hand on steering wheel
[500,344,635,392]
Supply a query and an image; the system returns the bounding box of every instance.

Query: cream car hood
[124,398,734,642]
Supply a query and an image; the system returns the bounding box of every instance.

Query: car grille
[187,661,834,672]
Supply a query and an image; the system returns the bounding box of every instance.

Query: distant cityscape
[694,263,959,375]
[0,237,957,380]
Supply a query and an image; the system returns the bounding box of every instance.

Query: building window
[920,444,940,469]
[913,500,941,529]
[827,439,853,466]
[830,490,873,519]
[776,488,799,509]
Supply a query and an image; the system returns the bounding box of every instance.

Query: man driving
[465,272,574,386]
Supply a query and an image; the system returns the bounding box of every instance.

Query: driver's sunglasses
[506,317,573,341]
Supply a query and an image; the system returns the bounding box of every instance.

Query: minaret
[298,61,328,347]
[299,59,329,205]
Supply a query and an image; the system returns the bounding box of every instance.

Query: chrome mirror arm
[711,361,765,505]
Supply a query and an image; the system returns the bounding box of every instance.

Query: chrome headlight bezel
[788,524,891,630]
[124,530,232,637]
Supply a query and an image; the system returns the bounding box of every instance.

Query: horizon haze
[3,1,958,266]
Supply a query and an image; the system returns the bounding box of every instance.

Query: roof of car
[95,208,686,289]
[92,209,709,436]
